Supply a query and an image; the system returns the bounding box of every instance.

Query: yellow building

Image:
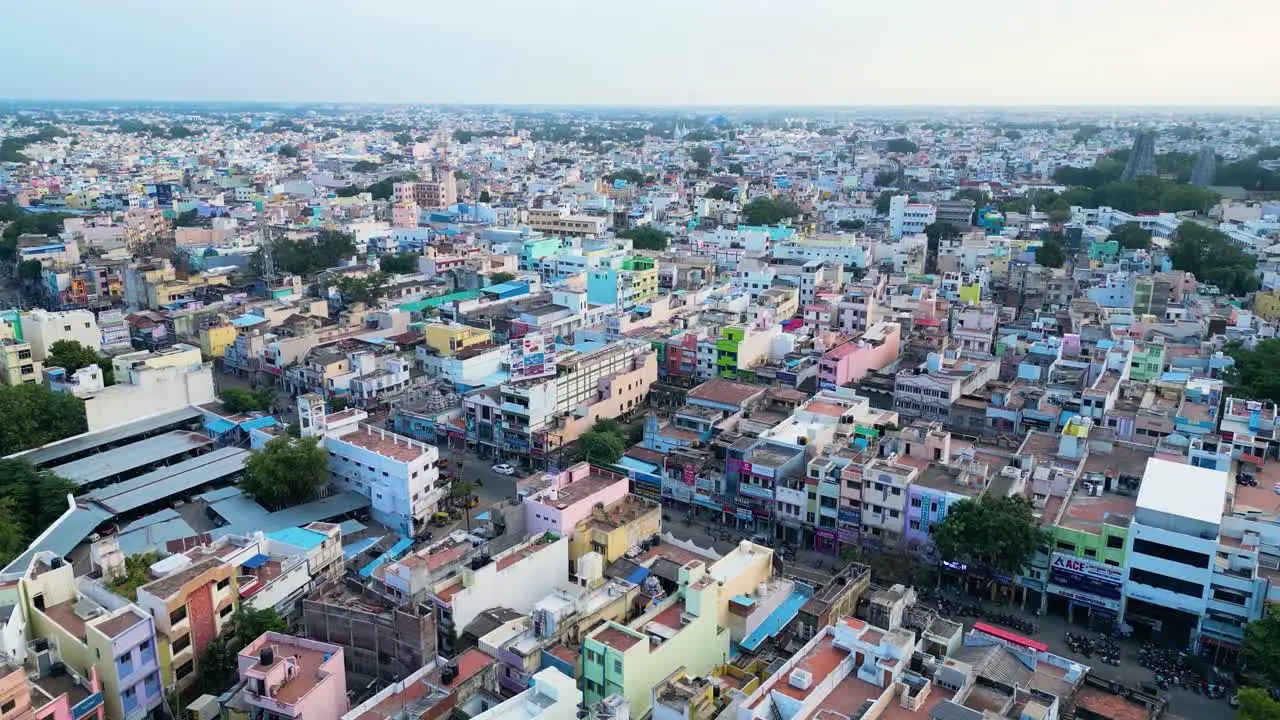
[1255,290,1280,322]
[199,323,237,360]
[569,495,662,564]
[958,281,982,305]
[423,322,492,356]
[0,321,40,385]
[145,273,231,309]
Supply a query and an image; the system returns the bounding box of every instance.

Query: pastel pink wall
[524,463,629,537]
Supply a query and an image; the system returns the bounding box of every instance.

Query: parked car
[491,463,516,476]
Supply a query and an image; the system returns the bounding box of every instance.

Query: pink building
[523,462,630,538]
[391,202,418,228]
[238,633,348,720]
[818,322,901,389]
[0,659,104,720]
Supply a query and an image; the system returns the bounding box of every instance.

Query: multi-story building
[1121,458,1230,652]
[527,208,606,238]
[817,323,901,390]
[0,654,106,720]
[0,331,40,386]
[236,633,348,720]
[887,195,936,239]
[423,323,493,357]
[893,354,1000,423]
[395,173,458,209]
[568,493,662,564]
[430,534,570,658]
[20,553,163,720]
[135,551,240,693]
[581,560,728,716]
[21,309,100,361]
[714,324,780,380]
[858,459,919,548]
[298,395,444,536]
[523,463,630,540]
[586,257,658,309]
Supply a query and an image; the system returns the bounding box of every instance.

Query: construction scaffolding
[302,578,437,683]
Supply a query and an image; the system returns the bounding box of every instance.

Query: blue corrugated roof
[205,418,236,434]
[338,519,366,536]
[343,537,380,559]
[358,537,414,578]
[625,566,651,584]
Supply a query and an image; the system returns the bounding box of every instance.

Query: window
[2,700,15,714]
[613,659,623,674]
[911,497,923,508]
[1129,568,1203,597]
[220,605,234,619]
[1107,535,1125,549]
[1084,549,1097,558]
[1055,541,1076,553]
[139,640,151,654]
[174,660,194,681]
[1105,560,1120,567]
[169,606,187,625]
[172,634,191,654]
[1133,539,1210,568]
[216,577,230,591]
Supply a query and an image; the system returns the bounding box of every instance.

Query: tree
[0,384,86,456]
[46,340,113,385]
[378,252,420,274]
[1002,129,1022,141]
[606,168,645,185]
[953,188,990,208]
[168,125,197,139]
[874,170,898,187]
[1227,340,1280,405]
[1170,222,1259,296]
[174,209,200,227]
[330,273,388,307]
[703,185,735,201]
[931,495,1045,582]
[924,222,960,274]
[17,259,42,284]
[1035,236,1067,268]
[199,607,288,693]
[1109,222,1152,250]
[260,231,356,275]
[351,160,381,173]
[393,132,414,145]
[837,219,865,231]
[220,388,276,414]
[241,436,329,510]
[619,226,671,251]
[728,162,744,175]
[488,271,516,285]
[579,430,624,465]
[688,147,712,169]
[885,139,918,153]
[875,190,905,215]
[478,189,492,204]
[1239,688,1280,720]
[742,197,802,226]
[335,185,363,198]
[277,144,300,158]
[0,459,76,543]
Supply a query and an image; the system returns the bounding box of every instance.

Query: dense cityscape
[2,94,1280,720]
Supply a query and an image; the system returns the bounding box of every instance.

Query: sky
[2,0,1278,107]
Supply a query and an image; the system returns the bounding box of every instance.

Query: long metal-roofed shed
[210,490,370,540]
[2,505,111,575]
[85,446,249,515]
[49,431,213,489]
[8,406,205,468]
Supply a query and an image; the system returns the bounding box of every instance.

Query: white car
[491,463,517,476]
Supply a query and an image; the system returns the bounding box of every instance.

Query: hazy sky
[3,0,1278,106]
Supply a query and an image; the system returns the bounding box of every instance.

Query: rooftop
[1137,457,1228,524]
[687,379,765,408]
[50,430,212,485]
[337,424,433,463]
[139,556,223,600]
[593,624,644,652]
[535,471,624,510]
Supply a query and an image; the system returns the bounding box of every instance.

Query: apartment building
[20,554,163,720]
[818,323,901,390]
[523,463,630,540]
[527,208,606,238]
[21,310,100,362]
[0,332,40,386]
[430,534,571,657]
[135,553,239,693]
[586,257,658,309]
[298,395,444,537]
[581,560,728,716]
[568,493,662,564]
[236,633,348,720]
[395,174,458,209]
[893,354,1000,423]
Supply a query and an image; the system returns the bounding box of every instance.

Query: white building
[23,308,102,361]
[64,344,215,432]
[468,668,580,720]
[298,394,445,536]
[1121,457,1229,650]
[887,195,936,239]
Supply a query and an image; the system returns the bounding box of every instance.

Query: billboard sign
[1047,552,1124,607]
[509,332,557,382]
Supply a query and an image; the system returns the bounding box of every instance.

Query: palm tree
[451,480,477,529]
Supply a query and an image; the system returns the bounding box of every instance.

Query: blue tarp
[204,418,236,434]
[625,566,652,585]
[240,416,279,431]
[241,553,270,569]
